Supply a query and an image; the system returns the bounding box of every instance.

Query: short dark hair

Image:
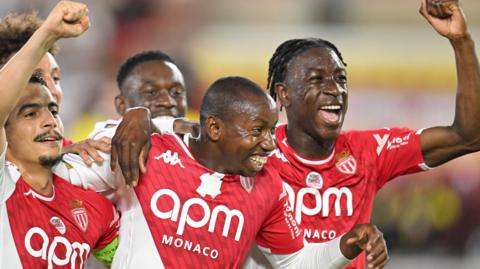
[267,38,347,100]
[200,76,268,126]
[116,50,175,92]
[0,12,59,67]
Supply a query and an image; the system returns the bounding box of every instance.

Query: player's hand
[173,119,199,137]
[111,107,152,188]
[419,0,468,40]
[62,137,111,166]
[40,0,90,40]
[340,224,389,269]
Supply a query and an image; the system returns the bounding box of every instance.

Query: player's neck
[285,126,335,159]
[6,153,53,196]
[189,135,228,174]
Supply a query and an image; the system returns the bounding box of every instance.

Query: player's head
[115,50,187,119]
[5,73,63,168]
[0,12,63,105]
[268,38,348,141]
[199,76,277,177]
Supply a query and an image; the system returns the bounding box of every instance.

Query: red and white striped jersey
[269,124,428,269]
[0,149,119,269]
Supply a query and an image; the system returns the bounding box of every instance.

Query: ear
[114,95,127,116]
[205,116,223,142]
[275,83,291,108]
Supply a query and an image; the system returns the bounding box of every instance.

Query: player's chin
[38,153,63,167]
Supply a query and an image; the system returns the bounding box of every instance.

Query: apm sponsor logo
[24,227,90,269]
[283,182,353,224]
[150,189,245,241]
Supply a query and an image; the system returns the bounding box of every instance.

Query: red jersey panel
[269,124,427,269]
[4,172,119,269]
[134,133,303,268]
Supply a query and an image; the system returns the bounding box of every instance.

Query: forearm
[0,27,55,124]
[261,237,350,269]
[451,34,480,145]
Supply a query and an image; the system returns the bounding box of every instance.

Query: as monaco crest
[335,151,357,175]
[70,200,88,232]
[240,176,254,193]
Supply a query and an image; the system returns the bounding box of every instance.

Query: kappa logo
[70,200,88,232]
[196,173,223,198]
[335,151,357,175]
[50,216,66,235]
[155,150,185,168]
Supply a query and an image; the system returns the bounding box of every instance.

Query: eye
[24,111,38,118]
[336,74,347,84]
[50,109,59,117]
[309,76,323,83]
[170,87,184,97]
[251,128,262,136]
[52,76,61,84]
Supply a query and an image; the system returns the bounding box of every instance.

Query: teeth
[250,156,267,166]
[320,105,341,110]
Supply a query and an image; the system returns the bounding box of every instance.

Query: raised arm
[419,0,480,167]
[0,1,89,153]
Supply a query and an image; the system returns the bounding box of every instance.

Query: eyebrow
[17,101,58,115]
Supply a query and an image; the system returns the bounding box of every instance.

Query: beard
[39,154,63,167]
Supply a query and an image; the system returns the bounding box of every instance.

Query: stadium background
[2,0,480,268]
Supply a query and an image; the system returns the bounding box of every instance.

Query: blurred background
[2,0,480,268]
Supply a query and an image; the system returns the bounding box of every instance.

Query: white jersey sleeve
[53,126,124,192]
[259,237,350,269]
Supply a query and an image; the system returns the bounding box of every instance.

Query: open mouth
[34,133,63,144]
[318,104,342,125]
[249,155,268,172]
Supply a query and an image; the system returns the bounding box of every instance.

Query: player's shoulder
[54,175,113,208]
[341,127,416,143]
[88,119,121,139]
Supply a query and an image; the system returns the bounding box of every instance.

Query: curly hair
[0,12,59,66]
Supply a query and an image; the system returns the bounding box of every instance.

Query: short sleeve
[365,128,427,188]
[94,203,120,249]
[256,187,304,255]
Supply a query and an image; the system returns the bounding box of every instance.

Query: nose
[41,110,58,129]
[261,131,276,153]
[322,79,342,97]
[44,76,62,105]
[154,89,176,108]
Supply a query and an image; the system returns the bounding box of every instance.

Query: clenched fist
[41,1,90,40]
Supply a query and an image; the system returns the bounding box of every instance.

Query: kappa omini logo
[335,151,357,175]
[50,216,66,235]
[196,173,223,198]
[305,172,323,189]
[70,200,88,232]
[154,150,185,168]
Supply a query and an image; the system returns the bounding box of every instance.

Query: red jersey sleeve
[62,137,74,146]
[355,128,427,188]
[256,180,304,255]
[94,202,120,249]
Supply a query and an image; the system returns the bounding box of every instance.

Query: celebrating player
[89,50,197,142]
[57,76,389,268]
[0,10,111,166]
[257,0,479,268]
[0,2,120,268]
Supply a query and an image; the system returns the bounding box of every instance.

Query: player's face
[36,53,63,106]
[283,47,348,141]
[122,60,187,118]
[219,95,277,177]
[5,84,63,167]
